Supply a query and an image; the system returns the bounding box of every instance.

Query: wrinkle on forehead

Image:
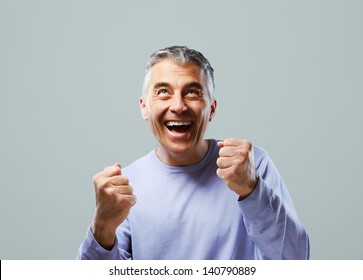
[147,60,208,93]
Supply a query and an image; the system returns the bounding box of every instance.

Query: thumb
[114,162,122,174]
[102,163,122,177]
[217,141,225,148]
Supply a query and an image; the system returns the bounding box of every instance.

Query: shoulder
[123,151,154,175]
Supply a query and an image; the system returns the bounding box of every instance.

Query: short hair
[143,46,215,100]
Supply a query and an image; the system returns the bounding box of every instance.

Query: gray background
[1,0,362,259]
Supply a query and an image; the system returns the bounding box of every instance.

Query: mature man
[78,46,309,259]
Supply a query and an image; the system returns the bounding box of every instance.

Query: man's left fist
[216,138,259,198]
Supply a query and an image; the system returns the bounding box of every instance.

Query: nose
[169,93,187,113]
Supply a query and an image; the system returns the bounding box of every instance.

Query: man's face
[140,59,217,165]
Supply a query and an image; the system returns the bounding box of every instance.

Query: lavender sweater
[78,139,309,260]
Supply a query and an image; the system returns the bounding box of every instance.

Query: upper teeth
[166,121,192,126]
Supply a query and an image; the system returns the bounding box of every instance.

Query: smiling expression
[140,59,217,166]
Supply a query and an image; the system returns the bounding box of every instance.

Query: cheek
[146,106,164,128]
[143,101,159,120]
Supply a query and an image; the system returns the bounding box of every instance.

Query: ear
[209,99,217,121]
[139,97,149,121]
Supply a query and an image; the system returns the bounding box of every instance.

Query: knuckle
[216,168,223,178]
[242,150,249,159]
[218,147,224,156]
[108,189,120,200]
[119,185,133,195]
[92,172,102,186]
[237,149,249,159]
[92,175,98,187]
[121,175,129,185]
[127,185,133,193]
[99,177,112,189]
[117,195,133,207]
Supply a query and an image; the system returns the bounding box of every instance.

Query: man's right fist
[90,163,136,249]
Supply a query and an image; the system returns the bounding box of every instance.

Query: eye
[154,88,172,99]
[184,88,203,99]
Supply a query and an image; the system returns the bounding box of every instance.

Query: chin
[168,142,194,154]
[163,139,198,154]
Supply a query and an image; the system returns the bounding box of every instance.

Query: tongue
[170,125,190,133]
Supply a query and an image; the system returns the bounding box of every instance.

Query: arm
[77,219,132,260]
[239,154,310,259]
[217,138,310,260]
[77,163,136,260]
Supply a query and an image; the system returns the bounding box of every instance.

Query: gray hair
[142,46,215,100]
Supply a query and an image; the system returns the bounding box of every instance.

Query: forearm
[77,227,130,260]
[239,178,310,260]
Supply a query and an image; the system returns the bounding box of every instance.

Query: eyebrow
[153,81,203,90]
[153,82,171,90]
[184,82,203,89]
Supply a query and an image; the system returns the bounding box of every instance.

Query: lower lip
[166,126,192,139]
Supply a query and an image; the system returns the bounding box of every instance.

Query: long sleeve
[77,140,309,260]
[77,219,132,260]
[239,150,310,259]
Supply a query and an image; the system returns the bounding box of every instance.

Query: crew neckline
[148,139,217,173]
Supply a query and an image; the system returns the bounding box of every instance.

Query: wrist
[90,221,116,250]
[238,174,259,200]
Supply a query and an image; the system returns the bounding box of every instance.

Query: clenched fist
[90,163,136,249]
[216,138,259,199]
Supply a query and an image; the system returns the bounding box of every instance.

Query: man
[78,46,310,260]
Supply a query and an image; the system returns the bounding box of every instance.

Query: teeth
[165,121,192,126]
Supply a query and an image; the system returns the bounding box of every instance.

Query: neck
[156,139,210,167]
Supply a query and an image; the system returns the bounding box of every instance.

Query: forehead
[147,60,207,88]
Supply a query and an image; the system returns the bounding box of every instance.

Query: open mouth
[165,121,193,133]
